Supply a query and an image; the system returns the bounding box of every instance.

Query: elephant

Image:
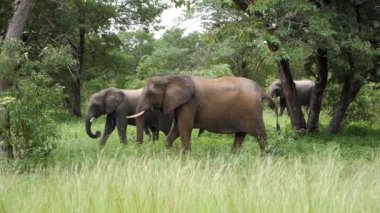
[268,79,315,115]
[85,87,173,146]
[127,75,279,153]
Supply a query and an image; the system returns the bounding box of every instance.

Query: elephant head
[132,75,195,115]
[128,75,194,142]
[268,79,283,99]
[85,88,124,138]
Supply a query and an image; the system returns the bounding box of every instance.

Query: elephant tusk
[90,117,95,123]
[126,111,145,119]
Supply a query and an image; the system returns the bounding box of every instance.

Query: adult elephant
[127,75,279,153]
[268,79,315,115]
[85,88,173,146]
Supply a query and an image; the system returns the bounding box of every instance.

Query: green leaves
[0,41,67,160]
[8,71,63,159]
[0,40,27,78]
[191,64,233,78]
[136,29,209,78]
[0,96,15,106]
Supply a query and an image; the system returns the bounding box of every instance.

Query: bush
[0,40,72,163]
[323,81,380,124]
[8,72,64,160]
[345,82,380,123]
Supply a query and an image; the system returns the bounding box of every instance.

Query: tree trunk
[277,58,307,130]
[5,0,36,40]
[307,48,328,132]
[328,75,363,134]
[72,28,85,117]
[1,0,37,159]
[72,79,81,117]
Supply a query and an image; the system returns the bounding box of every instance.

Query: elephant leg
[99,114,116,147]
[148,127,159,142]
[177,106,195,153]
[166,119,179,147]
[166,119,179,148]
[231,132,246,153]
[248,119,268,152]
[144,127,152,141]
[116,115,127,144]
[151,127,159,142]
[258,135,268,152]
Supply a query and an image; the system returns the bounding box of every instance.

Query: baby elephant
[85,87,173,147]
[268,79,315,115]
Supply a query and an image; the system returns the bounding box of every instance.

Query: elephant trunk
[135,104,146,143]
[136,115,145,143]
[85,112,101,138]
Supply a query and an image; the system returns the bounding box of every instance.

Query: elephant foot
[259,146,278,156]
[98,143,106,149]
[180,146,191,154]
[231,147,240,154]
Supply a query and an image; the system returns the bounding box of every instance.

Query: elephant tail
[262,93,280,130]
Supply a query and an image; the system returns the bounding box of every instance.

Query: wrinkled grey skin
[268,79,315,115]
[85,87,173,147]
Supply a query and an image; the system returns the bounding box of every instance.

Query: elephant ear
[105,89,124,114]
[163,75,194,113]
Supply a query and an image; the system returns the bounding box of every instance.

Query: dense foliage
[0,41,74,160]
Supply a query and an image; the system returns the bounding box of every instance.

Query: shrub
[323,81,380,124]
[0,40,73,162]
[8,72,64,160]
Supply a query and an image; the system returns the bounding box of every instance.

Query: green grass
[0,111,380,212]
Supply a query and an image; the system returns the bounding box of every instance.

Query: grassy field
[1,111,380,212]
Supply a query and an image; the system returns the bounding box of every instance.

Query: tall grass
[1,149,379,212]
[0,111,379,212]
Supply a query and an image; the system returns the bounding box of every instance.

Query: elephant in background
[128,75,279,153]
[85,87,173,146]
[268,79,315,115]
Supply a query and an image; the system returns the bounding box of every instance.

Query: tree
[137,29,210,77]
[226,0,310,130]
[229,0,378,133]
[119,31,156,74]
[305,1,331,132]
[307,48,328,132]
[0,0,37,159]
[327,1,379,133]
[0,0,13,36]
[19,0,166,116]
